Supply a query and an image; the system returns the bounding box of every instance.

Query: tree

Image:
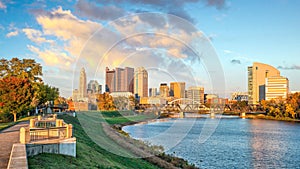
[0,58,42,82]
[97,93,116,110]
[0,77,34,121]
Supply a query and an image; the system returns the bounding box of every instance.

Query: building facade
[149,88,158,97]
[265,76,289,101]
[159,83,169,98]
[170,82,185,98]
[105,67,134,93]
[187,86,204,104]
[134,67,148,98]
[79,67,87,99]
[231,92,248,102]
[87,80,102,94]
[248,62,280,104]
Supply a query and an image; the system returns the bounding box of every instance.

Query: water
[123,116,300,169]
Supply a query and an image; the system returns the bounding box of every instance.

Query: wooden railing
[29,127,67,141]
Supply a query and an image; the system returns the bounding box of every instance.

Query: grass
[0,116,36,131]
[28,112,160,169]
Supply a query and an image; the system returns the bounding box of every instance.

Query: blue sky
[0,0,299,97]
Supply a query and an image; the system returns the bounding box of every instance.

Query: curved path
[0,122,29,169]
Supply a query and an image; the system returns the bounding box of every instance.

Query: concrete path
[0,122,29,169]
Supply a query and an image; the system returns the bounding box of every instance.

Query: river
[123,116,300,169]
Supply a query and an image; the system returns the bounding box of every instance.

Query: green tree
[0,58,42,82]
[0,77,34,121]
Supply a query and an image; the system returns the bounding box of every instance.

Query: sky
[0,0,299,98]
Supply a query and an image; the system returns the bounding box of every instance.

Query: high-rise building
[105,67,115,93]
[170,82,185,98]
[159,83,169,97]
[134,67,148,97]
[248,62,280,104]
[79,67,87,99]
[87,80,102,94]
[265,76,289,101]
[187,86,204,104]
[105,67,134,93]
[149,88,158,97]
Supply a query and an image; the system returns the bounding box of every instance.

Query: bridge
[167,98,205,113]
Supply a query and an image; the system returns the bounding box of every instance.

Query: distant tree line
[261,93,300,119]
[0,58,59,122]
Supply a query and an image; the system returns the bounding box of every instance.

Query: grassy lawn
[28,112,160,169]
[101,111,158,125]
[0,116,36,131]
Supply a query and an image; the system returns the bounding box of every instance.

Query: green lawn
[28,112,160,169]
[0,116,36,131]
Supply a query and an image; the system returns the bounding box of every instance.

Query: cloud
[27,45,74,68]
[22,28,54,44]
[223,49,233,54]
[6,30,18,37]
[231,59,241,64]
[75,0,227,23]
[278,65,300,70]
[0,1,6,10]
[75,0,126,20]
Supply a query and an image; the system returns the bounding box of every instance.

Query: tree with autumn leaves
[261,93,300,119]
[0,58,59,122]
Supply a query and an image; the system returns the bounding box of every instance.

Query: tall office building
[265,76,289,101]
[160,83,169,97]
[79,67,87,99]
[87,80,102,94]
[105,67,115,92]
[105,67,134,93]
[149,88,158,97]
[134,67,148,97]
[248,62,280,104]
[187,86,204,104]
[170,82,185,98]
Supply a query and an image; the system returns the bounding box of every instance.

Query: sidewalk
[0,122,29,169]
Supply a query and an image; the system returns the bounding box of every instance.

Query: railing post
[66,124,73,138]
[30,119,35,128]
[38,115,42,120]
[20,127,30,144]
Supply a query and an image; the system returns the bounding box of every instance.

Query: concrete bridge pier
[240,112,246,119]
[179,112,185,118]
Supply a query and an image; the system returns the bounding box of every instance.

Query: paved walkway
[0,122,29,169]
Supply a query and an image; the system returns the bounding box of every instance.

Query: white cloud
[22,28,54,44]
[0,1,6,10]
[27,45,74,68]
[6,30,18,37]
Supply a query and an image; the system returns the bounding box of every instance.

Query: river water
[123,116,300,169]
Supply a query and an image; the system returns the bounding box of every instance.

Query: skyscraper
[134,67,148,97]
[79,67,87,99]
[170,82,185,98]
[248,62,280,104]
[265,76,289,101]
[105,67,134,93]
[187,86,204,104]
[105,67,115,93]
[159,83,169,98]
[87,80,102,94]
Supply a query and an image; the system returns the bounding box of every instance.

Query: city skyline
[0,1,300,97]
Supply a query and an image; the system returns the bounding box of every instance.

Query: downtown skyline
[0,0,300,97]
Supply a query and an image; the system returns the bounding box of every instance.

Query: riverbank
[245,114,300,123]
[101,111,198,169]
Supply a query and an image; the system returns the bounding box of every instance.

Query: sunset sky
[0,0,300,97]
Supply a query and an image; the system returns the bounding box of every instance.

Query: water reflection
[123,118,300,169]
